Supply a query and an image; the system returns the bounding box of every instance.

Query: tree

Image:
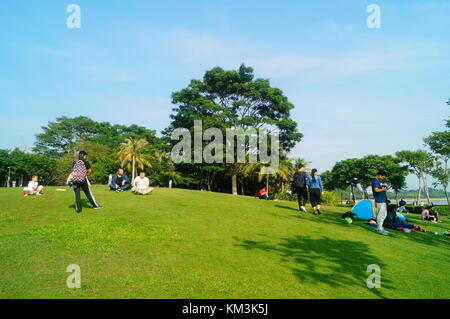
[328,159,360,202]
[386,166,408,204]
[164,64,303,195]
[430,164,449,207]
[34,116,158,157]
[424,105,450,206]
[353,155,407,200]
[396,150,435,205]
[446,98,450,129]
[118,138,151,181]
[148,150,181,187]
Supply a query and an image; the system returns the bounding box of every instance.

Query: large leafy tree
[424,100,450,206]
[34,116,158,157]
[164,64,303,194]
[353,155,407,200]
[328,159,360,202]
[396,150,435,205]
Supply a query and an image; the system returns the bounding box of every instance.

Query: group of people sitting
[422,204,442,223]
[109,168,154,195]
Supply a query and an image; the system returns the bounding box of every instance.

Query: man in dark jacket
[109,168,131,192]
[292,165,310,213]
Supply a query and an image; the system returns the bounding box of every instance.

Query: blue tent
[351,200,375,220]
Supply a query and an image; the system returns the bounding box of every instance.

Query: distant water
[404,199,448,205]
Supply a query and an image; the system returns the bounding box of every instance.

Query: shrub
[321,191,341,206]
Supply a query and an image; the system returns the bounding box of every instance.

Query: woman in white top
[132,171,154,195]
[23,175,44,196]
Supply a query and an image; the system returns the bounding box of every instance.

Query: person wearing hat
[372,170,389,236]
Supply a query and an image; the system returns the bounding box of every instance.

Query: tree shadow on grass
[234,235,393,298]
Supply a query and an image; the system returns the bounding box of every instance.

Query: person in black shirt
[71,151,103,213]
[292,165,310,213]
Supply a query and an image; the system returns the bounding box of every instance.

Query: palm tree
[118,138,151,181]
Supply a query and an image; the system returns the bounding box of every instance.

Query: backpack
[293,172,306,189]
[72,160,87,183]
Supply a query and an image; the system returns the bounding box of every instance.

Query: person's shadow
[68,199,90,210]
[275,204,298,212]
[234,235,392,298]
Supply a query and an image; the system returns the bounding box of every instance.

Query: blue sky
[1,0,449,188]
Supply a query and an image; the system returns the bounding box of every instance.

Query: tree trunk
[132,156,136,182]
[350,185,356,202]
[422,173,431,204]
[395,191,399,204]
[362,186,369,200]
[240,178,244,196]
[416,174,422,206]
[231,174,237,195]
[445,184,450,208]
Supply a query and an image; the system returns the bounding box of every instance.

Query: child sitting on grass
[22,175,44,196]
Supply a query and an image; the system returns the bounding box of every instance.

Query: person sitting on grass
[397,202,409,214]
[132,171,154,195]
[109,168,131,192]
[422,205,442,223]
[22,175,44,196]
[258,187,274,200]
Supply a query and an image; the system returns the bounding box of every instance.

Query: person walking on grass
[71,151,103,213]
[372,170,389,236]
[292,165,310,213]
[308,169,323,215]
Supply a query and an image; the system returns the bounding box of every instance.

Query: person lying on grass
[22,175,44,196]
[422,205,442,223]
[132,171,154,195]
[368,204,426,232]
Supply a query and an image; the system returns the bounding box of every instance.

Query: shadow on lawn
[68,199,90,210]
[275,204,299,212]
[234,235,392,298]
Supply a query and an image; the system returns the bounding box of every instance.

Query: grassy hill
[0,186,448,299]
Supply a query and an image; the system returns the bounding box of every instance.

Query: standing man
[292,165,310,213]
[372,170,389,236]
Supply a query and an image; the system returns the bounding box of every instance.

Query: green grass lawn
[0,186,448,299]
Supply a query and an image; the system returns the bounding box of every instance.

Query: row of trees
[322,98,450,207]
[322,155,408,203]
[1,64,447,206]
